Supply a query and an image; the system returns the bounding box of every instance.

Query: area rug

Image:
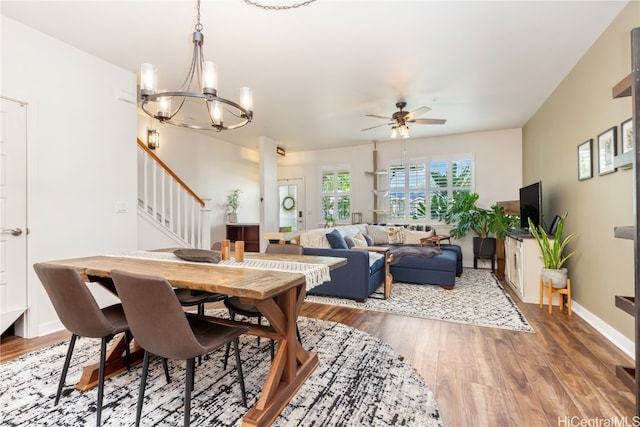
[306,268,535,333]
[0,312,442,426]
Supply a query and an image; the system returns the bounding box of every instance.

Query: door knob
[1,228,23,236]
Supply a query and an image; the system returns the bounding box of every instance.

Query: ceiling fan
[362,101,446,138]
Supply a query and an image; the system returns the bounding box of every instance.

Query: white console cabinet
[504,232,546,304]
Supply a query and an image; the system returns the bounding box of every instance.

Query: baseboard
[571,300,635,360]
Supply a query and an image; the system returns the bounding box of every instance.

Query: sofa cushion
[326,229,349,249]
[386,226,404,244]
[366,224,388,245]
[403,228,435,244]
[352,231,368,247]
[363,233,374,246]
[344,236,356,248]
[299,229,331,248]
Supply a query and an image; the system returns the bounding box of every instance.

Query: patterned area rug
[306,268,535,333]
[0,313,442,426]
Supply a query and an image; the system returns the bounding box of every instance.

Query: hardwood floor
[1,277,635,427]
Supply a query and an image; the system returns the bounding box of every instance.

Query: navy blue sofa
[304,247,386,301]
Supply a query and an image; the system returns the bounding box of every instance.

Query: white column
[259,136,278,252]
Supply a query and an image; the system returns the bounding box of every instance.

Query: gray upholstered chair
[110,269,248,427]
[223,244,303,368]
[33,263,131,427]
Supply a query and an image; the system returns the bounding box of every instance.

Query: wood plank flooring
[1,276,635,427]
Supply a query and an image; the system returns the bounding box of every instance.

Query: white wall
[2,17,138,337]
[137,113,261,245]
[277,128,522,265]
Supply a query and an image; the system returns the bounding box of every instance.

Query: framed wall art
[621,118,633,153]
[577,139,592,181]
[597,126,617,175]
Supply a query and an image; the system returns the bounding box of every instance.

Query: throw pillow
[343,236,356,249]
[386,226,404,244]
[362,233,374,246]
[326,229,349,249]
[366,224,389,245]
[352,231,368,247]
[403,228,435,245]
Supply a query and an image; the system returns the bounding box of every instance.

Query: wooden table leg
[384,252,393,299]
[75,333,143,391]
[244,284,318,427]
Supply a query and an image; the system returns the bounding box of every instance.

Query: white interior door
[0,98,28,334]
[278,178,304,232]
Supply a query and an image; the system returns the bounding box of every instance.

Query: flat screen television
[519,181,542,231]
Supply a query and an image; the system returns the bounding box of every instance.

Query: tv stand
[504,232,559,305]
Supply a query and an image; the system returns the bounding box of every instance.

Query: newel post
[200,197,212,250]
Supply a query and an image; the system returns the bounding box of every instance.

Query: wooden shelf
[616,365,636,392]
[614,150,634,169]
[615,295,635,316]
[614,226,635,240]
[226,224,260,252]
[613,73,632,98]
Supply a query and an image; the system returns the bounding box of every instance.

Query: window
[389,158,472,221]
[321,170,351,223]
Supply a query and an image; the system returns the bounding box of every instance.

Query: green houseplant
[443,192,519,266]
[528,212,577,288]
[226,189,240,223]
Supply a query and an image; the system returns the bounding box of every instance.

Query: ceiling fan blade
[410,118,447,125]
[366,114,392,120]
[362,122,394,131]
[405,106,431,120]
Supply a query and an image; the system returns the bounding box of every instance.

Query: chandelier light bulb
[239,87,253,113]
[157,92,171,119]
[203,61,217,95]
[212,100,223,124]
[140,63,157,95]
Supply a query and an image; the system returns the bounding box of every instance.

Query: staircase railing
[137,138,210,249]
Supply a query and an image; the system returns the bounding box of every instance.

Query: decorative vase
[542,267,568,289]
[228,212,237,223]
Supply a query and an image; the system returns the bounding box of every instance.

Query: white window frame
[321,167,351,225]
[387,155,474,222]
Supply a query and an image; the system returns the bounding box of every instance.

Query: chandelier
[139,0,253,131]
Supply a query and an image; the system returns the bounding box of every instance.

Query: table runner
[106,251,331,291]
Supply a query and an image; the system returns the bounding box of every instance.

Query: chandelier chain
[241,0,317,11]
[195,0,202,31]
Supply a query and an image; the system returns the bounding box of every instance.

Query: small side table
[353,246,393,298]
[420,234,451,247]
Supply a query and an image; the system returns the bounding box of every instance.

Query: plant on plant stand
[226,189,240,223]
[528,212,576,288]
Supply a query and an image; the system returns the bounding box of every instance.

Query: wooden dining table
[44,251,346,427]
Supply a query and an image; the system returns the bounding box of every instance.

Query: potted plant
[226,189,240,223]
[528,212,576,288]
[443,192,518,266]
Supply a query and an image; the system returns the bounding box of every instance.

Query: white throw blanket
[106,251,331,291]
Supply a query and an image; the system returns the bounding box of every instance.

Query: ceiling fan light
[400,125,409,138]
[390,127,398,139]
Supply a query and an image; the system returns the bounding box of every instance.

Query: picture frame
[351,212,363,224]
[621,118,633,153]
[597,126,617,176]
[577,139,592,181]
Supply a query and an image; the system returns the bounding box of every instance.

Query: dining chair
[33,263,131,427]
[110,269,248,427]
[223,243,303,368]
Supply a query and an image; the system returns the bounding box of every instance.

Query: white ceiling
[1,0,630,152]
